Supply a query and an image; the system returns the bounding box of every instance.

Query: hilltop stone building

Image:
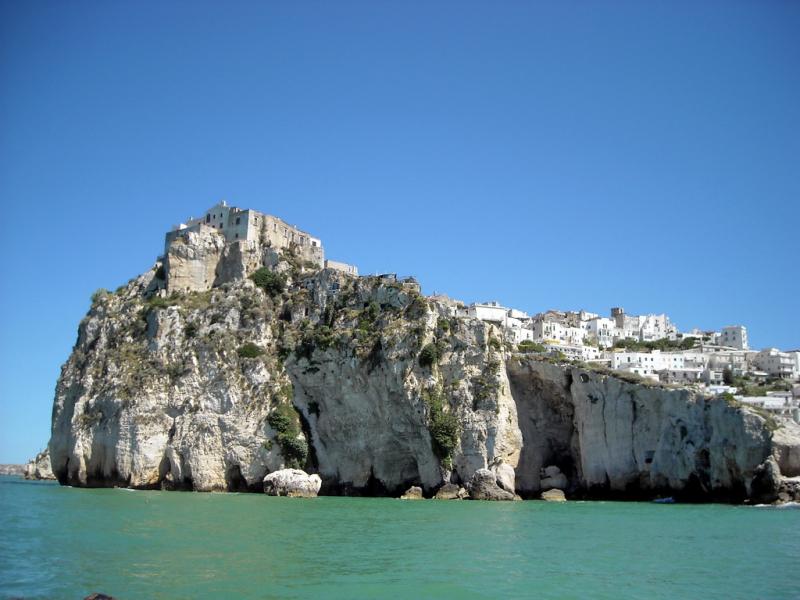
[162,201,357,292]
[165,201,325,267]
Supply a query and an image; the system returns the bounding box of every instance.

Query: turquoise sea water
[1,476,798,600]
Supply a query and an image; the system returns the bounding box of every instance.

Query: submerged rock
[540,489,567,502]
[468,468,515,501]
[263,469,321,497]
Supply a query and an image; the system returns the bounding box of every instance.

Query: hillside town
[168,203,800,424]
[436,299,800,424]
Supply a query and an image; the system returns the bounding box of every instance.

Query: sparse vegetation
[237,342,264,359]
[406,294,428,320]
[720,392,778,431]
[91,289,109,304]
[145,295,176,310]
[267,400,308,468]
[422,388,460,469]
[250,267,286,296]
[613,337,698,352]
[518,340,546,353]
[418,343,439,368]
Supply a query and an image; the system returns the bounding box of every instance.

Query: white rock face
[48,245,521,495]
[467,468,515,501]
[165,229,225,293]
[263,469,321,497]
[772,420,800,477]
[492,462,516,493]
[507,359,788,501]
[24,448,55,480]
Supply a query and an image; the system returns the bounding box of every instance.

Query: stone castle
[163,201,357,292]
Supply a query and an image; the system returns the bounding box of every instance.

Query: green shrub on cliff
[518,340,546,353]
[146,295,176,310]
[251,268,286,296]
[418,343,439,368]
[423,389,460,469]
[267,404,295,433]
[90,288,109,304]
[237,342,264,358]
[267,402,308,468]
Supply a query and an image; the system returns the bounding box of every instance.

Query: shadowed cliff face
[507,359,780,501]
[47,230,798,501]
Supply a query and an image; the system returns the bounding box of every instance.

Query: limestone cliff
[50,242,520,494]
[47,231,799,501]
[507,359,795,501]
[24,448,55,480]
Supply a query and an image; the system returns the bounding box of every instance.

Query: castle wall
[165,203,327,272]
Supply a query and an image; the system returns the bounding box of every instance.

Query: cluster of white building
[449,300,800,422]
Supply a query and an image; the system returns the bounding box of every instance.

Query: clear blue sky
[1,1,798,463]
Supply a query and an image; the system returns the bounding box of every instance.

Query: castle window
[206,214,210,223]
[236,217,241,225]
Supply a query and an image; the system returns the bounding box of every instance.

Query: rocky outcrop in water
[468,468,516,501]
[400,486,424,500]
[24,448,55,480]
[263,469,321,497]
[46,229,800,502]
[540,489,566,502]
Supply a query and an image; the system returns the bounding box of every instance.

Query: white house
[753,348,796,379]
[466,301,509,324]
[719,325,749,350]
[584,317,617,348]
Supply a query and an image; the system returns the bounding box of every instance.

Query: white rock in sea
[24,448,55,480]
[400,485,424,500]
[540,489,566,502]
[492,462,516,493]
[263,469,321,497]
[468,468,515,501]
